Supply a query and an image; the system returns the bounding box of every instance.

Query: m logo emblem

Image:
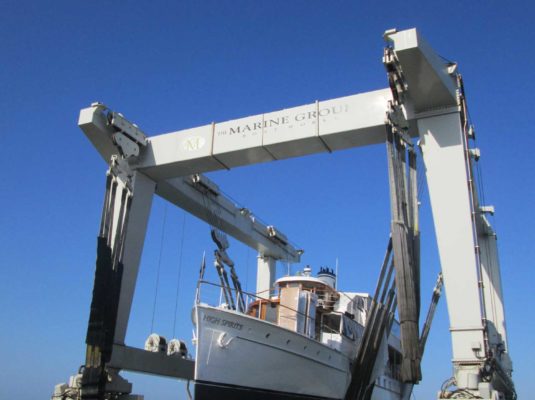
[182,136,206,151]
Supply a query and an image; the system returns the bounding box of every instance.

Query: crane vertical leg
[113,171,156,343]
[417,112,488,393]
[82,166,155,399]
[256,255,276,299]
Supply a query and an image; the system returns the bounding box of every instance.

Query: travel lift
[52,28,515,400]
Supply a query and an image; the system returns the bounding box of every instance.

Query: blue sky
[1,1,533,399]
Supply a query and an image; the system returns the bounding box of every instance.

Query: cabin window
[322,314,341,334]
[387,346,402,380]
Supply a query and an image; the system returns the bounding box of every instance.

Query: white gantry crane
[52,28,515,400]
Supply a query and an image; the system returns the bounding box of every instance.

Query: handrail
[196,280,362,338]
[197,280,312,322]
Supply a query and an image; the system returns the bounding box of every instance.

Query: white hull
[194,304,350,399]
[194,304,402,400]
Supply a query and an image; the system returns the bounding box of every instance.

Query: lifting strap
[82,158,133,399]
[344,238,397,400]
[387,123,422,383]
[346,44,422,400]
[384,43,422,384]
[401,272,444,400]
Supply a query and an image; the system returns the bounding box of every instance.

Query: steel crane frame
[57,28,514,400]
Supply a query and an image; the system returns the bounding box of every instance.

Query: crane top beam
[80,89,394,181]
[77,27,461,263]
[80,29,460,181]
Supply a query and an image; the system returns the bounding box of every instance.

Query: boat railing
[196,279,266,311]
[196,280,344,339]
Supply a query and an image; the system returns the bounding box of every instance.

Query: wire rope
[172,211,187,338]
[150,202,168,333]
[417,152,427,202]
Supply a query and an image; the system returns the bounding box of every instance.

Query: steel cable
[150,203,168,334]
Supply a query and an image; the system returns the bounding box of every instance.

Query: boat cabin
[247,267,368,355]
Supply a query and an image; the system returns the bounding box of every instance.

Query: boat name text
[203,314,243,331]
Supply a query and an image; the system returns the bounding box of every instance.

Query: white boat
[192,266,404,400]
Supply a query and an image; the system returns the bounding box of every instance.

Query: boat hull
[194,304,350,399]
[195,380,341,400]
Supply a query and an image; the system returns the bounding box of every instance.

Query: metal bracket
[386,101,413,151]
[384,42,412,148]
[113,132,141,158]
[191,173,220,196]
[468,148,481,161]
[267,225,289,246]
[383,46,408,105]
[108,112,148,159]
[109,155,134,191]
[110,112,148,146]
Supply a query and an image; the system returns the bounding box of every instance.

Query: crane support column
[417,112,487,381]
[256,255,276,299]
[81,161,156,399]
[112,172,155,344]
[388,28,515,399]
